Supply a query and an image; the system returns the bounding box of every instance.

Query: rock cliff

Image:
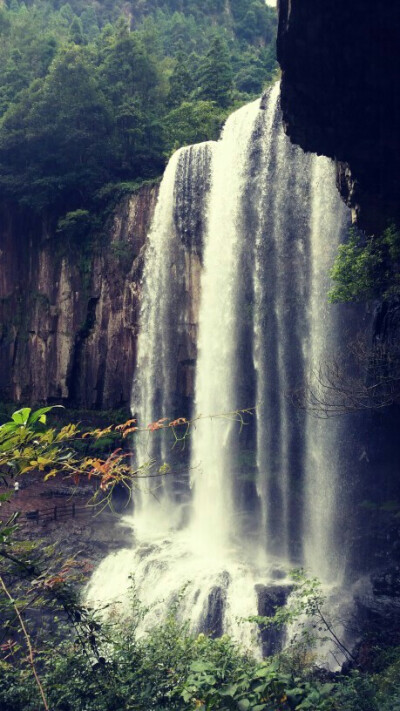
[0,187,159,409]
[277,0,400,234]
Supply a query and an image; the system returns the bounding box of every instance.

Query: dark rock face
[255,583,291,657]
[0,186,158,409]
[277,0,400,233]
[0,181,204,412]
[353,571,400,651]
[202,585,227,639]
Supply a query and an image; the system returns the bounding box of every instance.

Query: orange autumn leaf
[44,574,66,589]
[116,419,137,431]
[147,418,168,432]
[169,417,188,427]
[123,426,138,437]
[95,425,113,439]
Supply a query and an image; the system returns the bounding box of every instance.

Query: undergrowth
[1,584,400,711]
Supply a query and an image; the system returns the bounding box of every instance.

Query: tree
[69,16,85,45]
[97,27,167,178]
[59,3,74,26]
[0,45,112,211]
[9,0,20,13]
[168,43,193,108]
[329,225,400,303]
[0,7,11,35]
[0,0,278,220]
[197,36,233,108]
[163,100,222,153]
[80,6,99,42]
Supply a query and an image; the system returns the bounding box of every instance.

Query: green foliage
[0,405,138,518]
[56,209,93,242]
[329,225,400,303]
[1,493,400,711]
[1,579,400,711]
[0,585,337,711]
[168,44,194,108]
[164,100,223,153]
[198,36,233,108]
[248,570,355,673]
[255,570,326,626]
[0,0,278,230]
[332,659,400,711]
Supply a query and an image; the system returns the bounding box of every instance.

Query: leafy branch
[248,570,355,665]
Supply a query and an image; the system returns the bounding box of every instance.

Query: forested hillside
[0,0,277,231]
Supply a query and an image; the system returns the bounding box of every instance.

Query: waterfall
[303,158,349,580]
[87,84,351,655]
[252,82,313,564]
[190,100,262,554]
[131,142,214,537]
[249,84,350,576]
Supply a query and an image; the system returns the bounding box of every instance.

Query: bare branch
[0,575,50,711]
[291,334,400,417]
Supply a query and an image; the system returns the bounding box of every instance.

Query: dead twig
[0,574,50,711]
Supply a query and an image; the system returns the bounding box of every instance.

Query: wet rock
[0,177,204,411]
[111,482,134,514]
[202,585,227,638]
[255,583,291,656]
[353,572,400,647]
[200,572,231,639]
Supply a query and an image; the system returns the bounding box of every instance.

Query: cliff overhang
[277,0,400,234]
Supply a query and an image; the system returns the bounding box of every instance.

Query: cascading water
[303,158,350,581]
[131,141,213,537]
[190,100,262,554]
[87,84,352,661]
[250,84,350,577]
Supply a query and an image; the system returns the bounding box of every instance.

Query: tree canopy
[0,0,278,230]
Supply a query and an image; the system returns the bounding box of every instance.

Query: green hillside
[0,0,277,222]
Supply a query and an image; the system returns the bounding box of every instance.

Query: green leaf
[0,422,19,436]
[253,683,269,694]
[11,408,31,425]
[254,665,272,678]
[181,690,194,702]
[0,492,13,503]
[220,684,238,697]
[203,675,216,685]
[286,688,305,699]
[320,683,335,695]
[29,405,63,424]
[190,661,213,672]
